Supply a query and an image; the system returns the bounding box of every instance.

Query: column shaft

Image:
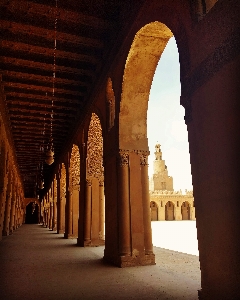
[84,180,92,242]
[140,156,153,255]
[99,182,104,240]
[118,153,131,256]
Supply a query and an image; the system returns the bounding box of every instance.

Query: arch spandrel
[87,113,104,180]
[70,144,80,188]
[120,22,173,150]
[60,163,66,197]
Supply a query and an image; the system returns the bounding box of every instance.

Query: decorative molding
[99,180,104,187]
[119,151,129,167]
[86,178,92,187]
[140,153,148,166]
[70,144,80,187]
[87,113,104,179]
[181,27,240,123]
[106,77,116,131]
[60,163,66,197]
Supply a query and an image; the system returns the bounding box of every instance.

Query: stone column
[0,187,6,240]
[175,204,182,221]
[57,173,65,234]
[72,185,79,238]
[158,203,165,220]
[185,50,240,298]
[64,189,73,238]
[190,203,195,220]
[3,183,12,236]
[118,151,131,256]
[52,199,57,231]
[140,153,153,255]
[9,198,16,234]
[84,179,92,245]
[99,180,105,240]
[49,202,53,230]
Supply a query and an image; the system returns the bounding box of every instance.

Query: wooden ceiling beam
[6,100,79,111]
[0,20,104,49]
[7,104,76,116]
[1,57,94,78]
[5,92,81,104]
[0,0,112,30]
[2,81,85,97]
[2,70,90,88]
[9,113,74,122]
[1,40,99,65]
[10,116,72,125]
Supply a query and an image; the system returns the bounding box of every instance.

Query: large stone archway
[120,22,173,151]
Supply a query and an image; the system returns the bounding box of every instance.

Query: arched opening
[25,202,39,224]
[85,112,105,246]
[150,201,158,221]
[120,21,173,151]
[181,201,191,220]
[118,20,198,269]
[165,201,175,221]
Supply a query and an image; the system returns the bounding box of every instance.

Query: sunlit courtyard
[151,220,199,256]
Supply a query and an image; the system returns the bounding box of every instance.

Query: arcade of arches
[0,1,239,299]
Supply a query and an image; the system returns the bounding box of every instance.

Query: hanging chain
[51,0,58,146]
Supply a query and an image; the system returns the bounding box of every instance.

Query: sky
[147,37,193,192]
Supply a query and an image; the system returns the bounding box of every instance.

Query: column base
[2,230,9,236]
[64,233,78,239]
[83,239,105,247]
[198,288,240,300]
[57,229,65,234]
[103,251,155,267]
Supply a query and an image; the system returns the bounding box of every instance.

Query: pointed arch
[70,144,80,188]
[120,21,173,150]
[87,113,104,180]
[181,201,191,220]
[165,201,175,220]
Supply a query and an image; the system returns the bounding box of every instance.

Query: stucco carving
[140,153,148,166]
[87,113,104,179]
[60,163,66,197]
[53,176,57,202]
[86,178,92,187]
[119,151,129,167]
[70,144,80,187]
[106,77,115,131]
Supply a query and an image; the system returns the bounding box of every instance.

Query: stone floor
[0,224,201,300]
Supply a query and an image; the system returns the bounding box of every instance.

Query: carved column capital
[86,178,92,187]
[139,152,148,166]
[119,151,129,167]
[72,184,80,191]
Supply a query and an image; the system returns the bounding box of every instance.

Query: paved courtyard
[0,223,201,300]
[151,220,199,256]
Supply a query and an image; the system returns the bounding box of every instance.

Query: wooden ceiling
[0,0,137,197]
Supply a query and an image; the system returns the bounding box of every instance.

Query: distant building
[149,144,195,221]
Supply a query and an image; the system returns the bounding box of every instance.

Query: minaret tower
[153,143,173,191]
